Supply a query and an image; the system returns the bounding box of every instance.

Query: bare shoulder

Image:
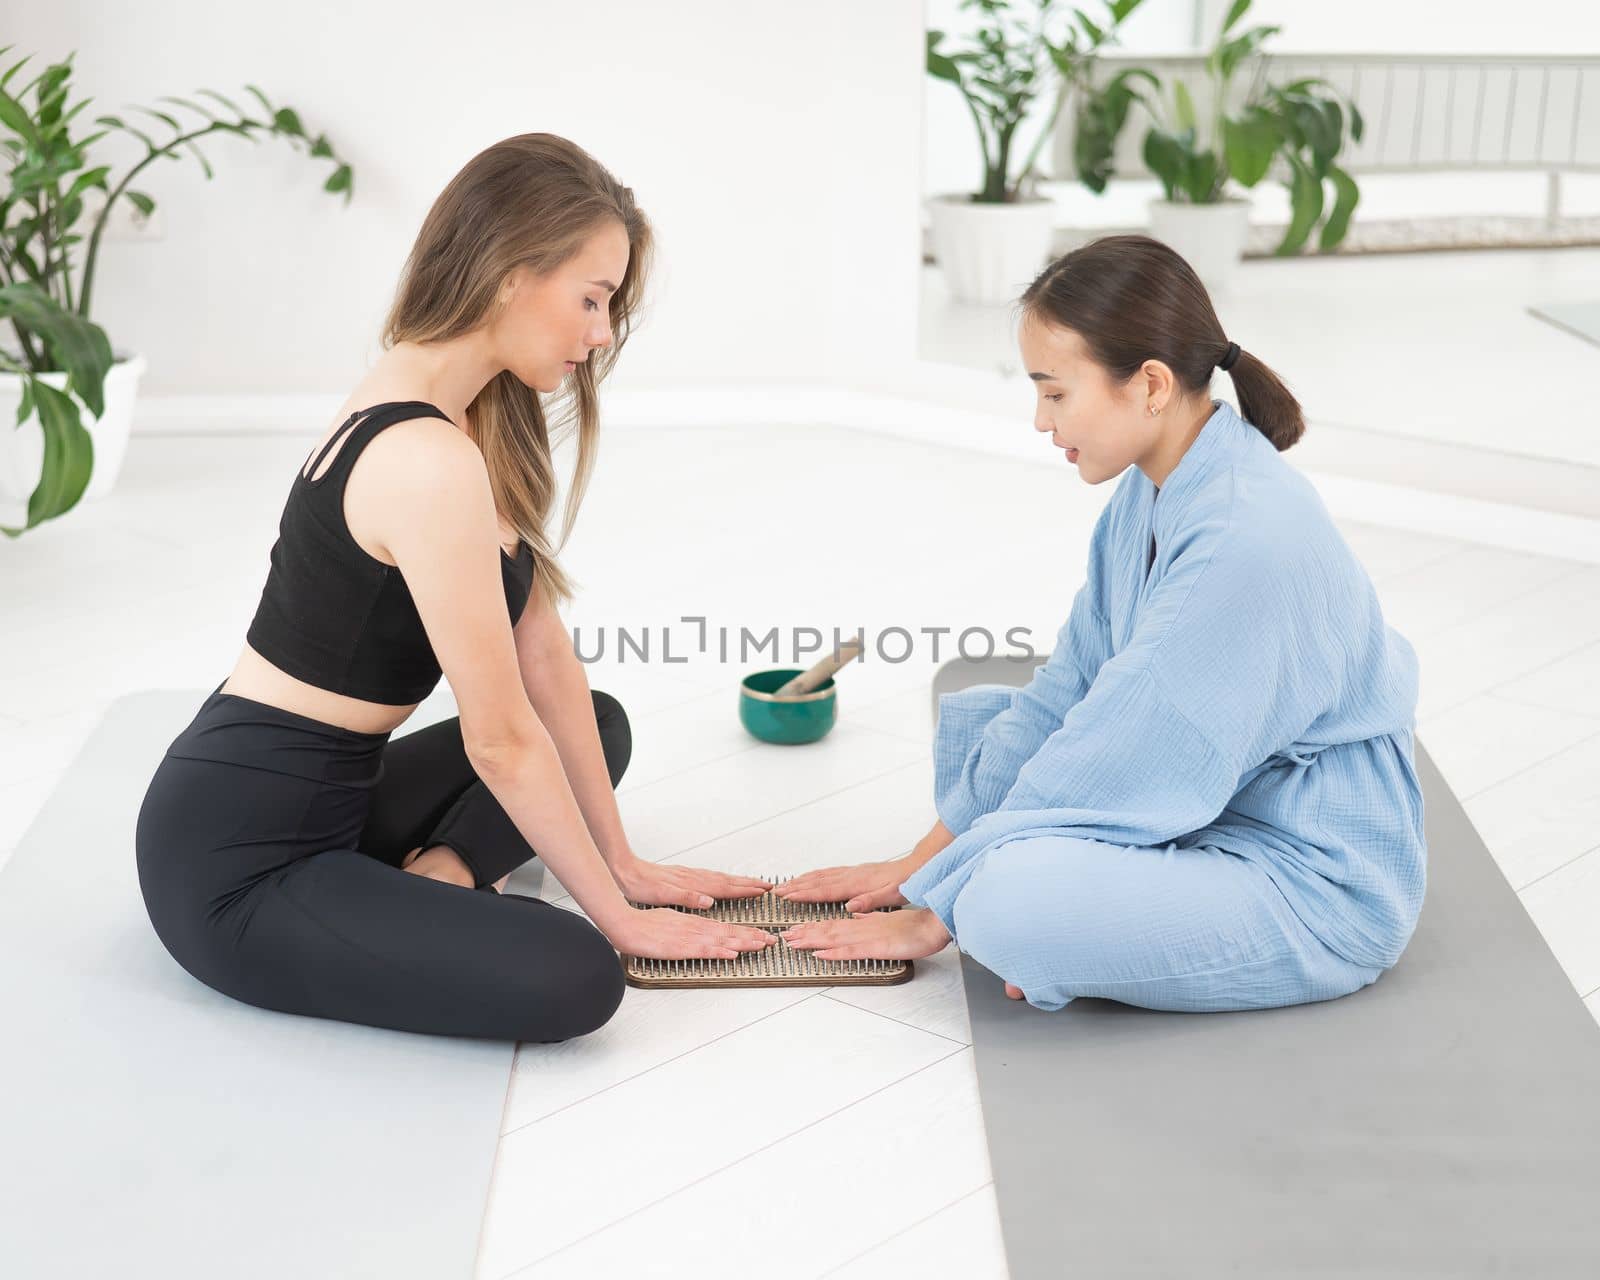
[358,413,484,489]
[342,413,493,564]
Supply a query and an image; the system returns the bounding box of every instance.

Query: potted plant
[926,0,1143,306]
[0,48,351,536]
[1073,0,1362,293]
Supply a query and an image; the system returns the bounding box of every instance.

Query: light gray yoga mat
[0,691,514,1279]
[934,657,1600,1279]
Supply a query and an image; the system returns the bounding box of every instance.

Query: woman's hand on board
[773,857,915,912]
[612,854,772,911]
[605,905,778,961]
[780,907,951,962]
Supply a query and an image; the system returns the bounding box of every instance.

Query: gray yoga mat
[934,657,1600,1279]
[0,691,514,1280]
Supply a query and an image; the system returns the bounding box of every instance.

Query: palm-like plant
[0,48,351,534]
[1074,0,1364,254]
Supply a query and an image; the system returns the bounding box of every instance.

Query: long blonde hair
[383,133,654,608]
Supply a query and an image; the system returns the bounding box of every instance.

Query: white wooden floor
[3,249,1599,1278]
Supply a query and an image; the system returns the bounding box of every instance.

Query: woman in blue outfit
[779,234,1426,1013]
[135,135,776,1043]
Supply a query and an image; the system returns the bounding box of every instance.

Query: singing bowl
[738,668,838,744]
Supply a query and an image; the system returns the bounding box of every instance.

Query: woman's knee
[591,690,632,788]
[948,836,1134,988]
[520,910,626,1042]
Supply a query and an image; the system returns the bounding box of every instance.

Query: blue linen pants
[949,832,1384,1013]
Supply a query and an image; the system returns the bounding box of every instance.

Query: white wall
[7,0,925,396]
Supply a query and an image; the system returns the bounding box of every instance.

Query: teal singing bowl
[739,668,838,745]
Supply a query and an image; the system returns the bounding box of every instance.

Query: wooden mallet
[772,638,864,698]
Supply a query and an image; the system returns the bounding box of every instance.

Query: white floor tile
[513,1048,989,1280]
[612,689,760,795]
[503,985,817,1132]
[1462,735,1600,889]
[1492,640,1600,720]
[1418,695,1600,799]
[1411,567,1600,718]
[825,947,972,1046]
[476,998,958,1278]
[574,660,723,717]
[853,686,937,746]
[1518,847,1600,996]
[611,722,924,863]
[1334,522,1466,584]
[1375,548,1588,641]
[825,1182,1008,1280]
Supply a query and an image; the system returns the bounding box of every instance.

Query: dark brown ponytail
[1019,234,1305,452]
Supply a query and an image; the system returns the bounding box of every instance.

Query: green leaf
[19,378,94,530]
[323,163,352,197]
[1183,148,1222,203]
[0,52,33,92]
[1173,79,1197,133]
[1143,128,1187,201]
[38,61,71,102]
[161,94,219,121]
[1221,0,1252,35]
[309,132,333,159]
[64,164,110,202]
[928,48,963,84]
[183,138,214,179]
[198,88,245,118]
[133,104,184,133]
[244,83,275,117]
[0,282,113,416]
[1318,164,1359,249]
[125,190,155,216]
[272,106,305,137]
[0,87,40,146]
[58,96,91,130]
[1071,66,1157,194]
[1222,114,1278,187]
[1275,153,1323,255]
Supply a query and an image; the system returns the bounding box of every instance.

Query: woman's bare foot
[1004,982,1025,1000]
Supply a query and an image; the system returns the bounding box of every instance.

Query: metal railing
[1054,52,1600,222]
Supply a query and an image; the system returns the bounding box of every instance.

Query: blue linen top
[900,399,1427,971]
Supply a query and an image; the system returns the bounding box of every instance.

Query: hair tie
[1218,340,1241,372]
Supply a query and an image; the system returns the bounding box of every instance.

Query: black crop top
[245,401,536,704]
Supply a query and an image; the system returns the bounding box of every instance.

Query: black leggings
[135,681,631,1042]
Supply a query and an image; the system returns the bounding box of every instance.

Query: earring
[1148,405,1161,417]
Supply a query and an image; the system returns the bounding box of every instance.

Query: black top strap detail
[301,401,452,484]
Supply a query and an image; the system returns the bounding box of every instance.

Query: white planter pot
[928,194,1057,307]
[0,353,146,524]
[1146,198,1251,295]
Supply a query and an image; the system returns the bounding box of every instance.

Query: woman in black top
[135,134,775,1043]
